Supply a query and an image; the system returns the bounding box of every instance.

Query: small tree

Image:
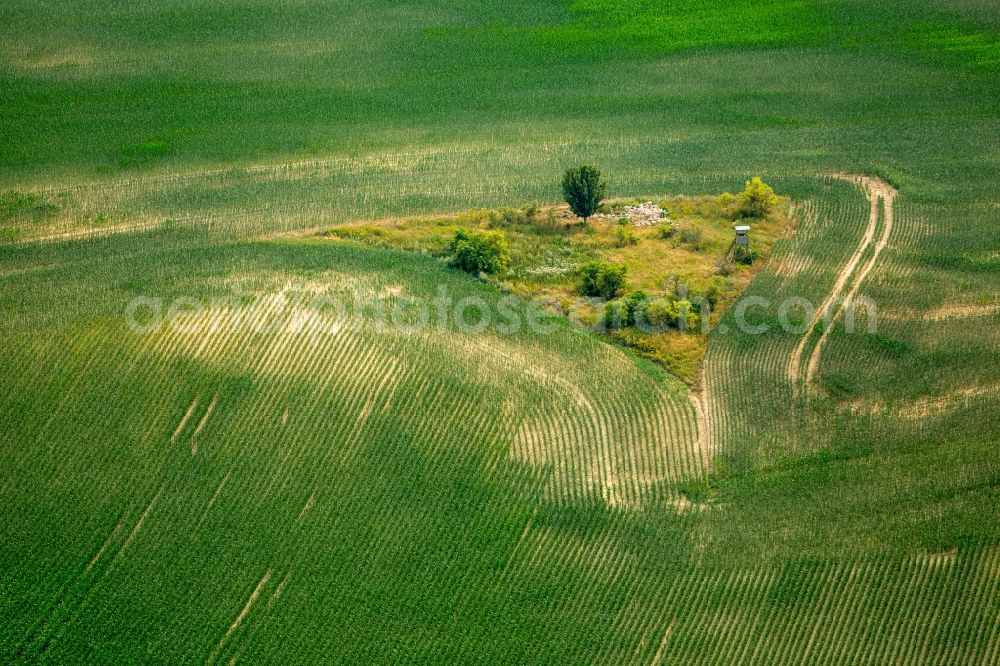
[578,260,627,299]
[738,177,778,218]
[448,229,511,274]
[562,165,607,222]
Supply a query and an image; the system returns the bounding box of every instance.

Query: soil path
[788,175,897,395]
[689,387,711,470]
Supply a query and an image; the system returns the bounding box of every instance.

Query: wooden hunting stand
[725,225,752,263]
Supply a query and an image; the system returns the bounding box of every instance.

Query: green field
[2,0,999,663]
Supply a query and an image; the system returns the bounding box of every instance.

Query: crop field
[1,0,999,663]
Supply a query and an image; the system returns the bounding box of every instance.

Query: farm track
[788,174,897,396]
[700,174,912,463]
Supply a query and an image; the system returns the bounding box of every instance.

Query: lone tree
[562,165,607,222]
[738,177,778,218]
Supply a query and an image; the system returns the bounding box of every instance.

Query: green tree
[448,229,511,274]
[738,177,778,217]
[562,165,607,222]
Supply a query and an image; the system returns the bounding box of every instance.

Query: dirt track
[788,175,897,395]
[689,388,711,470]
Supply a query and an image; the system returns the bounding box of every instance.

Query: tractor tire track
[789,175,897,395]
[805,178,895,388]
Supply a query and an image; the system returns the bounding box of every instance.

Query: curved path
[788,174,897,395]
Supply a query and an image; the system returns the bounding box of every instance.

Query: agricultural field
[1,0,999,663]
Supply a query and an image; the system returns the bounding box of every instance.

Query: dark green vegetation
[562,165,607,221]
[578,259,627,299]
[1,0,999,663]
[447,228,511,274]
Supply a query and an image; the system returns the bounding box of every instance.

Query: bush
[624,291,648,326]
[734,244,757,265]
[644,297,700,331]
[578,260,627,299]
[738,177,778,217]
[678,224,703,246]
[705,276,726,309]
[448,229,511,274]
[715,257,735,276]
[644,298,674,329]
[454,208,489,226]
[605,291,650,328]
[615,223,638,247]
[562,165,607,221]
[604,300,622,328]
[656,221,676,239]
[489,207,528,227]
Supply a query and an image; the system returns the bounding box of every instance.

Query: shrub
[604,300,623,329]
[678,224,703,246]
[454,208,489,226]
[734,244,757,265]
[705,276,726,309]
[448,229,511,274]
[625,291,648,325]
[615,224,638,247]
[656,221,676,239]
[715,257,735,276]
[644,297,700,331]
[578,260,627,299]
[605,291,649,328]
[604,291,649,329]
[562,165,607,221]
[738,177,778,217]
[489,207,528,227]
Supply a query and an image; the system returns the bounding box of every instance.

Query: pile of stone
[594,202,670,227]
